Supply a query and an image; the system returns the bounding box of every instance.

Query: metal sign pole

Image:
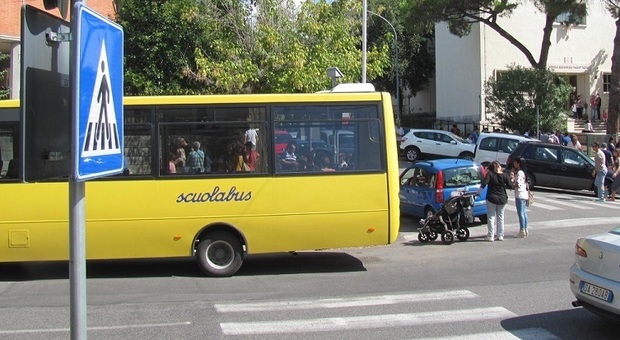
[70,0,87,338]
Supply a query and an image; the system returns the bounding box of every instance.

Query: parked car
[399,129,475,162]
[474,132,535,166]
[570,226,620,322]
[399,159,488,223]
[506,140,613,196]
[275,130,294,155]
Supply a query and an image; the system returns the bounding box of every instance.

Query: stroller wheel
[441,230,455,245]
[456,227,470,241]
[418,232,430,243]
[428,231,438,241]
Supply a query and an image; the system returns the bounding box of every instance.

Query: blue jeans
[595,169,608,199]
[486,201,506,238]
[515,198,528,231]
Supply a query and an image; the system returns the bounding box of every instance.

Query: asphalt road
[1,173,620,339]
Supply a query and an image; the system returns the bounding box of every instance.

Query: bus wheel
[196,231,243,277]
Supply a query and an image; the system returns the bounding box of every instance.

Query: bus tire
[196,231,243,277]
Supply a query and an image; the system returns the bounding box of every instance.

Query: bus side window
[6,159,18,178]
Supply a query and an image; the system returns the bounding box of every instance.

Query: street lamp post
[367,10,400,121]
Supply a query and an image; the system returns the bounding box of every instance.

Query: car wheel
[459,152,474,160]
[405,146,421,162]
[418,232,430,243]
[479,215,488,224]
[456,227,470,241]
[196,231,244,277]
[441,230,455,245]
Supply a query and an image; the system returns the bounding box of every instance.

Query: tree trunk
[608,17,620,135]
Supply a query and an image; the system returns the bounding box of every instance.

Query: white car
[399,129,475,162]
[473,132,534,166]
[570,226,620,322]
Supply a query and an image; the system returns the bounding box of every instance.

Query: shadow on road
[0,252,366,281]
[500,308,620,339]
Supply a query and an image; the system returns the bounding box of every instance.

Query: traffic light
[43,0,69,19]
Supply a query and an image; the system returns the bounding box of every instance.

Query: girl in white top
[511,157,529,237]
[569,134,582,151]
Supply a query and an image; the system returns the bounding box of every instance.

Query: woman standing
[477,161,513,241]
[511,157,529,237]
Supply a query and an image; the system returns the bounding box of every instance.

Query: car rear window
[443,166,483,187]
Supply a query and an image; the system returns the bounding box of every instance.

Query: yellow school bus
[0,84,400,276]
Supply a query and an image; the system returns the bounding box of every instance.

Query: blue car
[399,159,488,224]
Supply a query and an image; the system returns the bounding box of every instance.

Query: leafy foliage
[367,1,435,115]
[118,0,210,95]
[0,52,8,99]
[118,0,393,95]
[485,65,573,133]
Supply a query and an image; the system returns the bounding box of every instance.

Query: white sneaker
[498,236,504,241]
[515,230,525,238]
[484,236,494,242]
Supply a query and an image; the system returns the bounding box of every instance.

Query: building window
[603,74,611,93]
[555,12,586,26]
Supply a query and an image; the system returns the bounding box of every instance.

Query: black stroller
[417,191,477,245]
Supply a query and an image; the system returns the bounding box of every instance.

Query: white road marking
[535,197,594,209]
[215,290,478,312]
[416,327,561,340]
[0,322,192,335]
[220,307,517,335]
[580,200,620,209]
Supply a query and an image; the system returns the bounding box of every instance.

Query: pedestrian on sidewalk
[575,95,585,120]
[608,149,620,201]
[477,161,513,242]
[590,94,597,122]
[511,157,529,237]
[569,134,582,151]
[595,92,602,121]
[592,142,608,202]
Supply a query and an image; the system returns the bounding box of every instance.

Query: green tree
[118,0,211,95]
[485,65,573,133]
[405,0,586,70]
[366,1,435,117]
[192,0,391,93]
[0,52,8,99]
[118,0,392,95]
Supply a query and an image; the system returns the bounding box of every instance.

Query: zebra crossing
[503,192,619,212]
[214,290,561,338]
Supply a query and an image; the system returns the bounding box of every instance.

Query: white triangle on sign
[81,41,121,157]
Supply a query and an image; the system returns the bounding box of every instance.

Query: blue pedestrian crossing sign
[74,4,124,181]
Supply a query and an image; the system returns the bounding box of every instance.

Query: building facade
[0,0,116,99]
[433,1,615,126]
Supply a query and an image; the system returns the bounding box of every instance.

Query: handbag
[527,188,534,207]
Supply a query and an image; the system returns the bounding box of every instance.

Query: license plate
[580,281,614,302]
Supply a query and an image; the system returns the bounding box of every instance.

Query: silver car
[570,226,620,322]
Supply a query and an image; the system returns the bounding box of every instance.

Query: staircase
[567,118,607,134]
